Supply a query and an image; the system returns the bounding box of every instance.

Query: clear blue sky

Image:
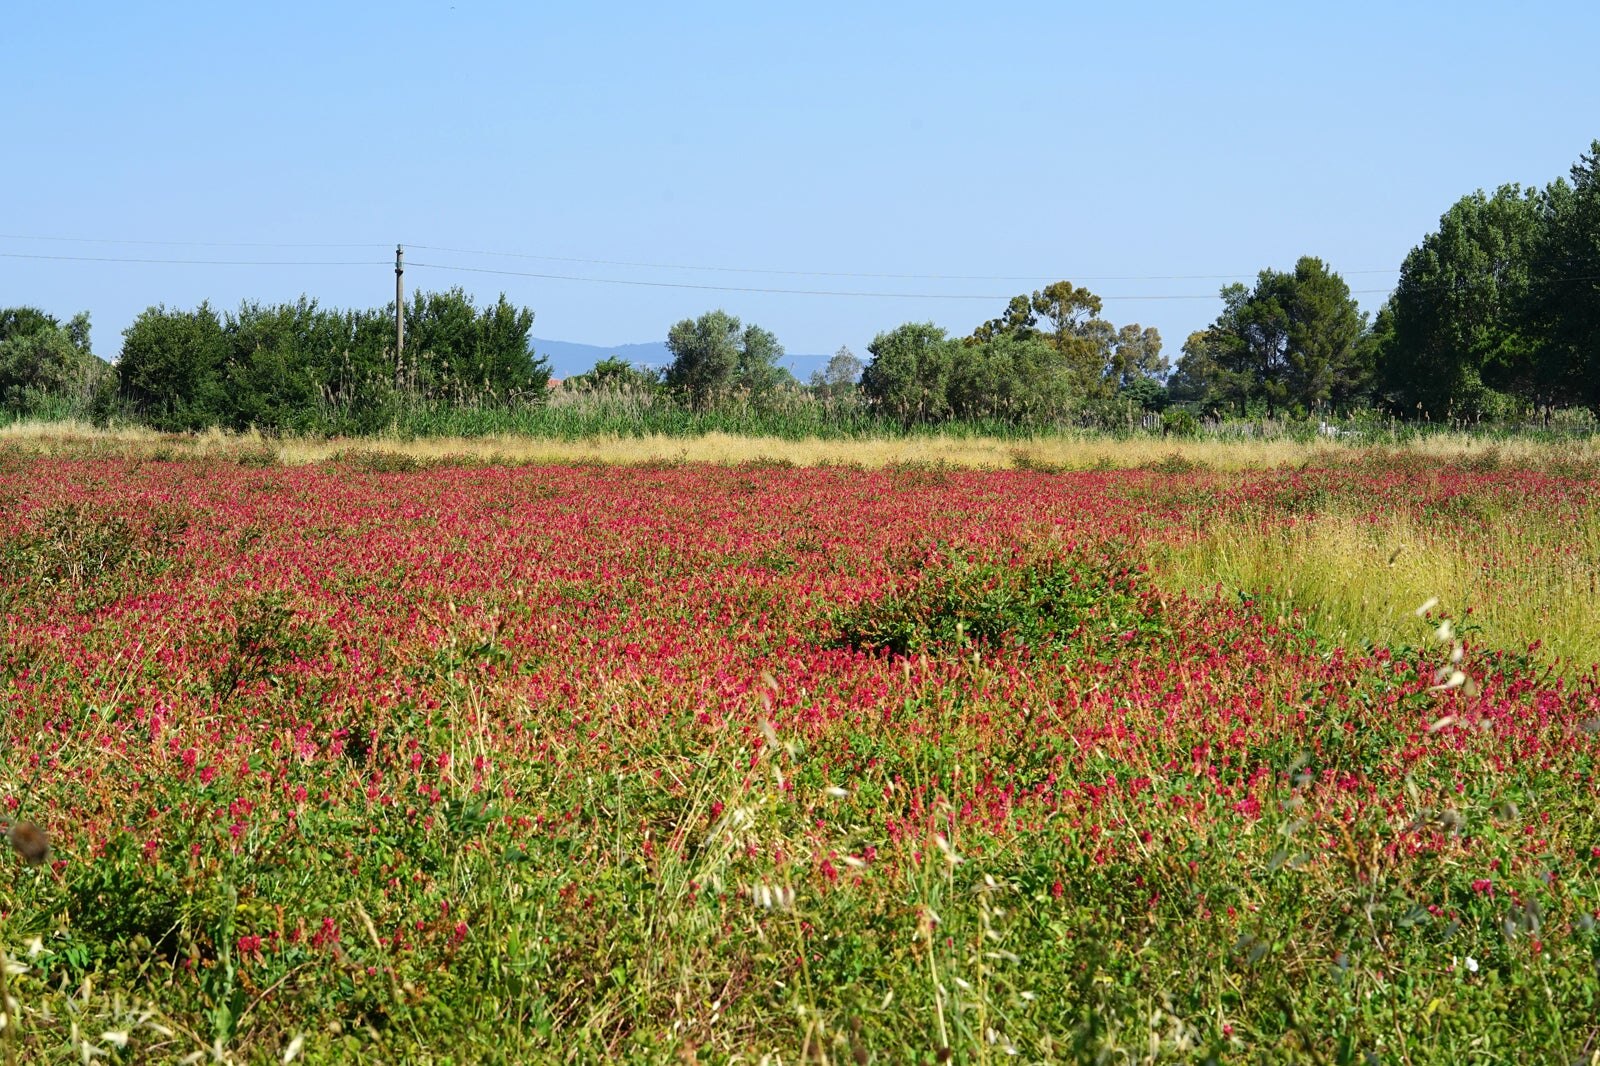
[5,1,1598,362]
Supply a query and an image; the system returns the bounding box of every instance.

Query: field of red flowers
[1,454,1597,1063]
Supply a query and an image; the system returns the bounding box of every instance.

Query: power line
[407,259,1397,300]
[0,233,390,250]
[9,232,1600,288]
[407,242,1403,282]
[1,248,1398,300]
[0,232,1405,281]
[1,251,388,267]
[22,241,1591,301]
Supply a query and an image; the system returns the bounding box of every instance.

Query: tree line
[637,284,1167,428]
[579,139,1599,427]
[3,139,1596,433]
[1,290,549,433]
[1170,140,1600,421]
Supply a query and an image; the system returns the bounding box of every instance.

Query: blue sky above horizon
[5,1,1598,362]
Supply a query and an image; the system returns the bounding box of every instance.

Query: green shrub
[1162,408,1201,438]
[830,543,1164,657]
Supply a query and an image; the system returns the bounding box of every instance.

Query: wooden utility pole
[394,244,405,359]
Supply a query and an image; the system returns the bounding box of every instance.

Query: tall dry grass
[1158,504,1600,672]
[3,420,1599,472]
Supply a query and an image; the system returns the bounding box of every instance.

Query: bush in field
[831,542,1163,656]
[564,355,664,392]
[1162,407,1200,437]
[0,306,114,419]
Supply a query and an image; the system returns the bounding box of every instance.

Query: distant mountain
[532,338,830,383]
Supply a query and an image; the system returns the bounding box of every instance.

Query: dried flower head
[6,820,50,866]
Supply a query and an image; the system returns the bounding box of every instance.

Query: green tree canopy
[117,290,545,431]
[0,307,107,415]
[1175,258,1369,415]
[948,333,1072,422]
[1108,324,1166,388]
[970,281,1134,401]
[734,323,790,394]
[810,346,864,397]
[1379,185,1543,418]
[860,322,957,425]
[404,288,547,401]
[118,302,231,431]
[664,310,787,407]
[1527,141,1600,413]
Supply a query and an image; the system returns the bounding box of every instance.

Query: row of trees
[585,136,1600,426]
[1170,139,1600,420]
[1378,145,1600,419]
[857,283,1165,425]
[113,289,547,432]
[645,283,1168,426]
[1,290,547,431]
[4,139,1595,431]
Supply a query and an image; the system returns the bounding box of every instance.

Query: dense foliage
[854,290,1169,429]
[113,288,548,433]
[0,307,113,419]
[1375,142,1600,420]
[1172,257,1373,417]
[663,309,792,408]
[1163,141,1600,422]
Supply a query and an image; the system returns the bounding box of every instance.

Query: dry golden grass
[4,420,1598,472]
[1158,505,1600,672]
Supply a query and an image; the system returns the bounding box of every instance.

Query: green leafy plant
[831,542,1164,657]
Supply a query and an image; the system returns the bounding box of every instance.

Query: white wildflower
[749,883,794,910]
